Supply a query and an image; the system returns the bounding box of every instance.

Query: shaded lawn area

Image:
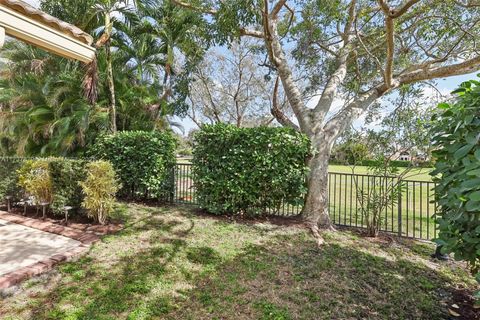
[0,204,477,320]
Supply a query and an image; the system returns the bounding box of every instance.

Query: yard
[328,165,434,181]
[177,158,434,181]
[0,204,477,320]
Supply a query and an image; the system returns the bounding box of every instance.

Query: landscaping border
[0,211,119,291]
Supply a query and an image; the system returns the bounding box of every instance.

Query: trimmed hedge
[192,124,310,216]
[89,131,176,200]
[49,158,87,215]
[0,157,25,202]
[360,159,410,167]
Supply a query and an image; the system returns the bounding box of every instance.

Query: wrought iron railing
[172,163,438,240]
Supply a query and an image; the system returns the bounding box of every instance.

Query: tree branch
[271,0,288,18]
[384,16,394,87]
[313,0,356,120]
[239,28,264,38]
[271,77,300,131]
[170,0,217,15]
[390,0,421,17]
[263,4,310,132]
[399,55,480,84]
[323,84,389,141]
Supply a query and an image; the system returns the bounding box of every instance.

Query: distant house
[393,150,429,164]
[397,151,411,162]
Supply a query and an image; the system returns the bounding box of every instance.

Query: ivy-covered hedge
[89,131,176,200]
[192,124,310,216]
[430,79,480,299]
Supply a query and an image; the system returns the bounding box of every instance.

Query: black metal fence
[172,163,438,240]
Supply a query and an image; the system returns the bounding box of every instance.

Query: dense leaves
[1,157,117,222]
[430,78,480,295]
[192,124,310,216]
[49,158,88,215]
[0,157,26,201]
[80,161,119,224]
[89,131,176,200]
[0,0,210,156]
[17,159,53,205]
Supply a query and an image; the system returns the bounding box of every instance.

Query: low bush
[2,157,118,224]
[17,159,53,205]
[192,124,310,216]
[80,161,119,224]
[90,131,176,200]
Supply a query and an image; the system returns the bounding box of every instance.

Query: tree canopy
[0,0,210,156]
[172,0,480,235]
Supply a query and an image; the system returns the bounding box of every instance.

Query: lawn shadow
[164,233,477,320]
[25,211,195,320]
[3,206,477,320]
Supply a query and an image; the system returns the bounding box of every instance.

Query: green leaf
[466,200,480,211]
[454,144,474,159]
[438,102,450,109]
[469,191,480,201]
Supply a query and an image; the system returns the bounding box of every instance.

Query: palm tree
[0,0,210,156]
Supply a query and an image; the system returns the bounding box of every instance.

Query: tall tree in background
[188,39,286,127]
[173,0,480,242]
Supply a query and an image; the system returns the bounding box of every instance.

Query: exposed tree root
[308,223,325,247]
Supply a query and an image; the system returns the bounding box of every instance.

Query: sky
[22,0,480,135]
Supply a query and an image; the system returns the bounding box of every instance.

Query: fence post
[397,180,402,237]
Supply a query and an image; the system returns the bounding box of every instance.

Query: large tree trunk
[301,137,334,235]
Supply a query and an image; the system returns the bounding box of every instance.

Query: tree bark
[302,138,333,230]
[106,40,117,133]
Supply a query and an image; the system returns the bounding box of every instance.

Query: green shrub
[49,158,87,215]
[192,124,310,216]
[89,131,176,200]
[17,159,53,205]
[80,161,119,225]
[0,157,25,202]
[430,79,480,301]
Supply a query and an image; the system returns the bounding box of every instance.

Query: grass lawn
[176,158,434,181]
[1,204,477,320]
[328,165,433,181]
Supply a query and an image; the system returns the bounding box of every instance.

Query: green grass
[328,165,433,181]
[328,173,437,239]
[0,204,476,320]
[175,159,434,181]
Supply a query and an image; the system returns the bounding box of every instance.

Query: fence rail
[172,163,438,240]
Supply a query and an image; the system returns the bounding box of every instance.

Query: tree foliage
[188,39,284,128]
[0,0,210,156]
[431,79,480,296]
[173,0,480,231]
